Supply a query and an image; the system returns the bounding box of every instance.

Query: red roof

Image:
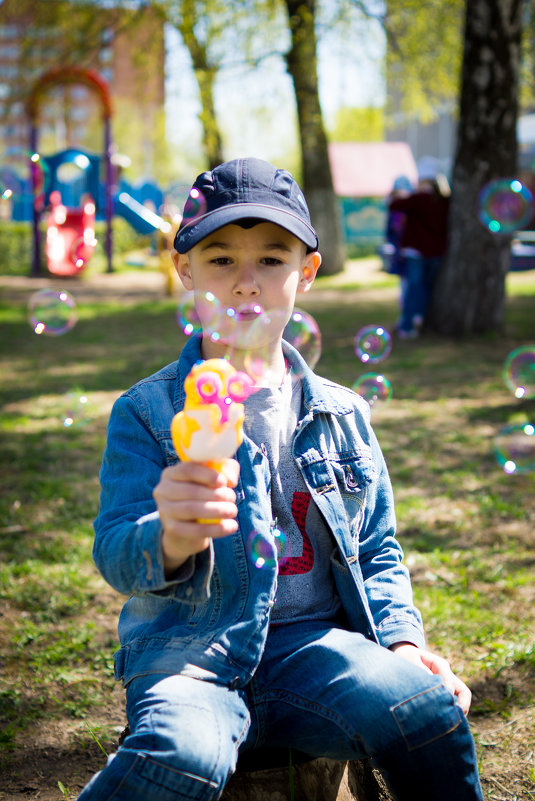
[328,142,418,198]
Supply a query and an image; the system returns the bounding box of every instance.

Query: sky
[164,11,386,171]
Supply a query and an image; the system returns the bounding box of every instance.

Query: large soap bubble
[352,373,392,409]
[478,179,534,234]
[493,422,535,474]
[354,325,392,364]
[283,308,321,369]
[28,289,77,336]
[503,346,535,399]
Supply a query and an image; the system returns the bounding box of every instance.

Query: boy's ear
[298,251,321,293]
[172,250,193,290]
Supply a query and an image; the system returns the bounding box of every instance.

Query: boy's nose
[232,264,260,296]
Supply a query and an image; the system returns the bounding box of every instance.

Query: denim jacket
[94,335,425,688]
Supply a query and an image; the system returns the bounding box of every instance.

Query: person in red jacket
[389,159,450,338]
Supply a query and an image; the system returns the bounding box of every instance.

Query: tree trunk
[177,0,224,169]
[283,0,346,275]
[428,0,523,336]
[221,755,393,801]
[117,730,392,800]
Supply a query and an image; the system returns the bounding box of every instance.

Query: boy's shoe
[412,314,424,329]
[397,328,419,339]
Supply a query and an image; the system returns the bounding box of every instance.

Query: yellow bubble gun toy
[171,358,256,476]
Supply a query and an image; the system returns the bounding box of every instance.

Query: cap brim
[174,202,318,253]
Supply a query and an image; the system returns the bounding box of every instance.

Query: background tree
[283,0,345,274]
[163,0,225,169]
[382,0,464,124]
[329,107,384,142]
[0,0,171,182]
[428,0,524,335]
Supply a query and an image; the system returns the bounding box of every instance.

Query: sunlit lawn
[1,259,534,797]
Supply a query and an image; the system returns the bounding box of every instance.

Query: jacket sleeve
[358,428,426,649]
[93,393,212,601]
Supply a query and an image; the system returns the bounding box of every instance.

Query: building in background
[328,141,418,251]
[385,102,457,178]
[0,0,165,179]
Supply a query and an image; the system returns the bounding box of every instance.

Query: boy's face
[173,222,321,362]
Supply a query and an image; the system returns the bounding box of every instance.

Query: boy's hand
[390,642,472,716]
[153,458,240,576]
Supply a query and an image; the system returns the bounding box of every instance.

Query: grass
[1,258,535,798]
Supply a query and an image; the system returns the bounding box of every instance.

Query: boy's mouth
[233,304,263,322]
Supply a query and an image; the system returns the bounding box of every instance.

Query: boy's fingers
[218,458,240,487]
[163,462,220,486]
[163,517,238,552]
[164,498,238,522]
[162,458,240,487]
[155,480,236,506]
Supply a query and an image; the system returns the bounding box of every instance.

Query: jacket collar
[282,340,354,417]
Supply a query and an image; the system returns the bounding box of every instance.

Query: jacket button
[230,677,240,690]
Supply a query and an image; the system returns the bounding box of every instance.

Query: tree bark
[176,0,225,170]
[428,0,523,335]
[283,0,346,275]
[220,756,392,801]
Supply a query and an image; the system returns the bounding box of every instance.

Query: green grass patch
[1,261,534,796]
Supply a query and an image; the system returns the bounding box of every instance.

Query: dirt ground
[2,672,535,800]
[1,262,534,800]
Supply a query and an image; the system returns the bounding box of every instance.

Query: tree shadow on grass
[1,302,187,406]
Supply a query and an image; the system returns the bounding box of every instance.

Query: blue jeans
[77,622,482,801]
[399,255,441,333]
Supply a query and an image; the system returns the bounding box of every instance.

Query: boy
[78,158,482,800]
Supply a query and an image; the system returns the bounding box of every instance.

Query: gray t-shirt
[243,372,341,625]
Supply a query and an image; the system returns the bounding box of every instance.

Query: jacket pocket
[162,437,179,465]
[329,455,374,542]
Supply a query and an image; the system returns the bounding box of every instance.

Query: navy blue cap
[173,158,318,253]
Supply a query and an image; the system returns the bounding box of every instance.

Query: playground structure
[3,65,533,277]
[21,66,172,276]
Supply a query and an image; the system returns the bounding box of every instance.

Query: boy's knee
[90,747,224,801]
[121,708,232,797]
[390,683,462,751]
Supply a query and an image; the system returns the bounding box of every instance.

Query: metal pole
[104,117,114,273]
[29,123,41,277]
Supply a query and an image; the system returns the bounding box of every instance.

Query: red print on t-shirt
[278,491,314,576]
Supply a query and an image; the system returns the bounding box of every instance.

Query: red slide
[45,190,97,276]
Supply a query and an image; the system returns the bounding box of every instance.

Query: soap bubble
[177,291,202,336]
[354,325,392,364]
[247,531,276,570]
[181,188,207,224]
[161,184,195,225]
[177,290,225,339]
[237,307,285,387]
[272,526,288,559]
[493,422,535,474]
[503,346,535,399]
[247,527,287,569]
[243,349,280,388]
[70,236,95,270]
[0,147,47,203]
[61,391,93,429]
[242,307,283,349]
[352,373,392,409]
[28,289,77,336]
[222,303,264,350]
[0,147,28,196]
[283,308,321,369]
[478,179,534,234]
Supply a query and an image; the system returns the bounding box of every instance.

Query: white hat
[417,156,439,182]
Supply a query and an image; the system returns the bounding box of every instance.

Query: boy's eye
[211,257,232,266]
[261,257,283,265]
